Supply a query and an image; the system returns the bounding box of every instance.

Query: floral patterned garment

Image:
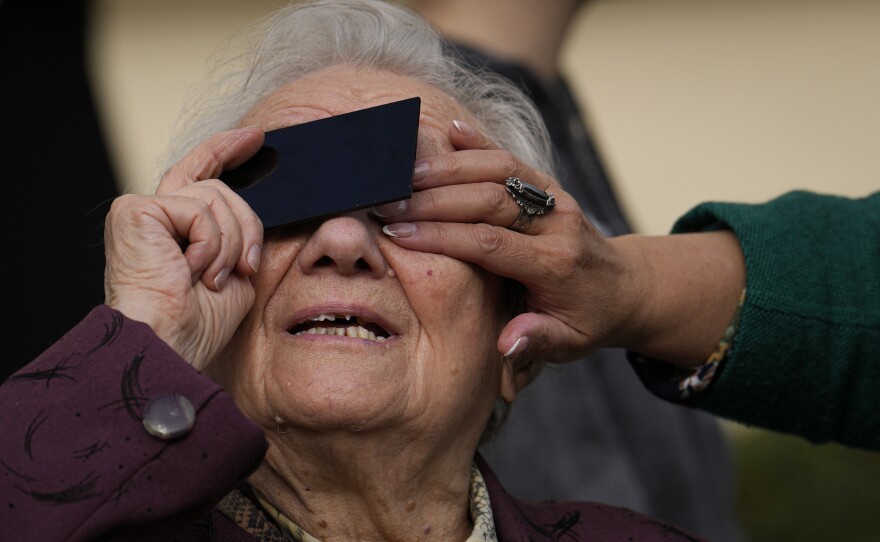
[218,462,498,541]
[628,288,747,403]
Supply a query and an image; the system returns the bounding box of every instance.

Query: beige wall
[562,0,879,234]
[89,0,879,234]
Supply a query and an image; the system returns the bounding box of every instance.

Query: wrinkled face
[210,66,506,448]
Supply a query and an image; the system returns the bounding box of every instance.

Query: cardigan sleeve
[666,190,880,450]
[0,305,268,541]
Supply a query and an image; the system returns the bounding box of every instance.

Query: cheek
[408,265,472,323]
[207,237,303,411]
[248,235,305,310]
[402,259,505,365]
[258,236,303,280]
[204,325,264,420]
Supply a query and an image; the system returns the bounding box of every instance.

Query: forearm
[610,230,746,365]
[0,306,267,540]
[670,191,880,449]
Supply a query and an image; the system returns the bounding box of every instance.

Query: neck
[415,0,583,81]
[248,428,476,541]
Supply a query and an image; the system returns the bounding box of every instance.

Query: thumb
[498,312,594,364]
[158,126,264,194]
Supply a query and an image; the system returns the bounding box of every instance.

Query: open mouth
[288,314,391,342]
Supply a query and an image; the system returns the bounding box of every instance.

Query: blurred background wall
[3,0,876,540]
[85,3,880,540]
[88,0,878,234]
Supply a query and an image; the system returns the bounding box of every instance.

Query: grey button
[142,393,196,440]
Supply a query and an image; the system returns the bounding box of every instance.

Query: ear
[500,356,532,403]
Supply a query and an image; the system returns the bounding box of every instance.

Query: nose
[295,213,388,278]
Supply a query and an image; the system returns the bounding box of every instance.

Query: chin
[262,369,414,433]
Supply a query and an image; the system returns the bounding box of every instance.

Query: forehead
[240,66,474,156]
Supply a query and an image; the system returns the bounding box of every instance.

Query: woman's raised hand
[375,121,645,364]
[103,127,265,370]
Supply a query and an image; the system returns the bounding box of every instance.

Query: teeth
[294,325,384,342]
[308,314,359,322]
[309,314,336,322]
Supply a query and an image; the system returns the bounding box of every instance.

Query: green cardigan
[671,190,880,451]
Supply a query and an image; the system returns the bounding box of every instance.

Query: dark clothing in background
[450,42,743,541]
[1,0,117,383]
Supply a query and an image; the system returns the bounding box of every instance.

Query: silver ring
[508,207,534,233]
[505,177,555,232]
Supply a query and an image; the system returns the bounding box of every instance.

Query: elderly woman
[0,0,709,540]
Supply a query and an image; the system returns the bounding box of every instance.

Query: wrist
[602,234,659,351]
[606,231,746,366]
[107,296,185,356]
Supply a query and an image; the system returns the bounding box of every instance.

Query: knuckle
[472,224,509,258]
[558,206,585,230]
[198,178,226,191]
[485,186,511,218]
[498,151,519,177]
[441,155,464,179]
[192,183,225,205]
[108,194,137,215]
[183,145,223,182]
[546,240,581,280]
[420,188,442,211]
[107,194,148,224]
[240,210,264,233]
[192,197,213,215]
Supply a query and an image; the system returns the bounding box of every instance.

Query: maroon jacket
[1,306,708,541]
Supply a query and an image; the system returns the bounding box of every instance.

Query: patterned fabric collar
[217,463,497,541]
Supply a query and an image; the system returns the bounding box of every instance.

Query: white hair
[160,0,554,180]
[161,0,551,442]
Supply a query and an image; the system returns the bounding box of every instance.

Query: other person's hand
[374,121,642,364]
[375,121,745,367]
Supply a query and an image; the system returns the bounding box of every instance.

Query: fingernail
[247,244,262,272]
[452,119,475,136]
[413,160,430,182]
[372,199,409,218]
[503,336,529,358]
[214,267,231,290]
[382,223,416,238]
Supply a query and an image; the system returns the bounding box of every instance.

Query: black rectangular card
[220,97,420,229]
